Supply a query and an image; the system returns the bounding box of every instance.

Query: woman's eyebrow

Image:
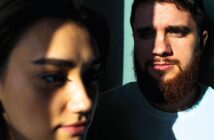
[32,58,76,68]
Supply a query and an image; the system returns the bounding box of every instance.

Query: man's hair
[130,0,207,33]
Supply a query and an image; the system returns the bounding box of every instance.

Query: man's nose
[152,33,173,57]
[66,77,92,113]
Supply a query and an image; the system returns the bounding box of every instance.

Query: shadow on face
[133,1,207,92]
[0,18,100,140]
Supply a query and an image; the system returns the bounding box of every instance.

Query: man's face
[133,2,207,102]
[0,19,99,140]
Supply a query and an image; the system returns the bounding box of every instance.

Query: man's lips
[151,63,174,71]
[146,58,179,71]
[54,121,88,136]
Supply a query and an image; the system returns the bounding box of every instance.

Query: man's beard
[134,48,201,104]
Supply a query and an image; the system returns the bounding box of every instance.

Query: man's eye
[138,31,156,40]
[168,31,186,38]
[41,73,69,85]
[167,28,191,38]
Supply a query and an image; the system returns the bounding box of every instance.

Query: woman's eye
[83,69,99,85]
[41,73,69,85]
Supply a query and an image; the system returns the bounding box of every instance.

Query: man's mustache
[146,58,180,66]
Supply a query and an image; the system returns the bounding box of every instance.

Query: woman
[0,0,109,139]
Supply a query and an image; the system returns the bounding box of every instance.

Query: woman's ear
[0,102,4,114]
[0,81,4,114]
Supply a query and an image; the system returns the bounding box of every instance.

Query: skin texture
[0,19,99,140]
[133,2,208,111]
[134,2,199,81]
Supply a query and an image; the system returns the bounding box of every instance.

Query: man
[87,0,214,140]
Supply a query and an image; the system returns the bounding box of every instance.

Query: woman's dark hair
[80,6,110,72]
[0,0,78,139]
[0,0,110,139]
[0,0,80,76]
[130,0,207,33]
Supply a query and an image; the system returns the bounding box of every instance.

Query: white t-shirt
[88,82,214,140]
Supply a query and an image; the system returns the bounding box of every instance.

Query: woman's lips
[55,121,88,136]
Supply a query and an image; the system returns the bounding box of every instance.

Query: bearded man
[87,0,214,140]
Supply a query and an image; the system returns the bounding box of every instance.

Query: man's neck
[142,85,201,113]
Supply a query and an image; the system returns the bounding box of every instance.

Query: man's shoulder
[195,84,214,109]
[206,86,214,93]
[200,84,214,95]
[103,81,138,94]
[100,82,139,101]
[88,82,143,140]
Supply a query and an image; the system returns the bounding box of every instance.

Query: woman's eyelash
[41,72,71,84]
[83,68,101,84]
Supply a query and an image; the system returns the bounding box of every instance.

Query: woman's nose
[66,78,92,113]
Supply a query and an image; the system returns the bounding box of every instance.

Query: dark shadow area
[199,0,214,88]
[199,20,214,87]
[87,1,178,139]
[84,0,124,91]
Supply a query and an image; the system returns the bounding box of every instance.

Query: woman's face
[0,19,99,140]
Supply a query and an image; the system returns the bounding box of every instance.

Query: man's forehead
[133,2,195,30]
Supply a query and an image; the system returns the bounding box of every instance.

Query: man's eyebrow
[135,26,155,37]
[165,25,191,33]
[136,26,155,33]
[32,58,76,68]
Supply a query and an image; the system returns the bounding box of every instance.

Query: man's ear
[201,30,208,49]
